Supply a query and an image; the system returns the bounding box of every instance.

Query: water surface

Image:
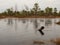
[0,18,60,45]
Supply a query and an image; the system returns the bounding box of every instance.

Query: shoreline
[0,15,60,19]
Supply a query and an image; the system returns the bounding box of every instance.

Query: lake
[0,18,60,45]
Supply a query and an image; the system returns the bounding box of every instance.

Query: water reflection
[15,19,17,31]
[45,19,52,26]
[40,19,44,22]
[25,21,29,30]
[33,19,39,34]
[34,19,38,29]
[7,18,13,25]
[21,19,27,23]
[0,18,60,45]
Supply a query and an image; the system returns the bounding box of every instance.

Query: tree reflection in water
[7,18,13,25]
[40,19,44,22]
[45,19,52,26]
[22,19,26,24]
[7,18,18,32]
[34,19,38,29]
[25,20,29,30]
[15,19,17,31]
[33,19,38,34]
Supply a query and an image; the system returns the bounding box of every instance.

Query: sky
[0,0,60,12]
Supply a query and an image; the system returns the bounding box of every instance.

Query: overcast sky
[0,0,60,12]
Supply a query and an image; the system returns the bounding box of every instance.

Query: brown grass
[33,40,45,44]
[56,22,60,25]
[50,38,60,45]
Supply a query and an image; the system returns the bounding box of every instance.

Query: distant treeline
[0,3,60,18]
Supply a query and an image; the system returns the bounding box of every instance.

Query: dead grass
[50,38,60,45]
[33,40,45,44]
[56,22,60,25]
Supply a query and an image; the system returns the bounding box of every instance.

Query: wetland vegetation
[0,3,60,18]
[0,2,60,45]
